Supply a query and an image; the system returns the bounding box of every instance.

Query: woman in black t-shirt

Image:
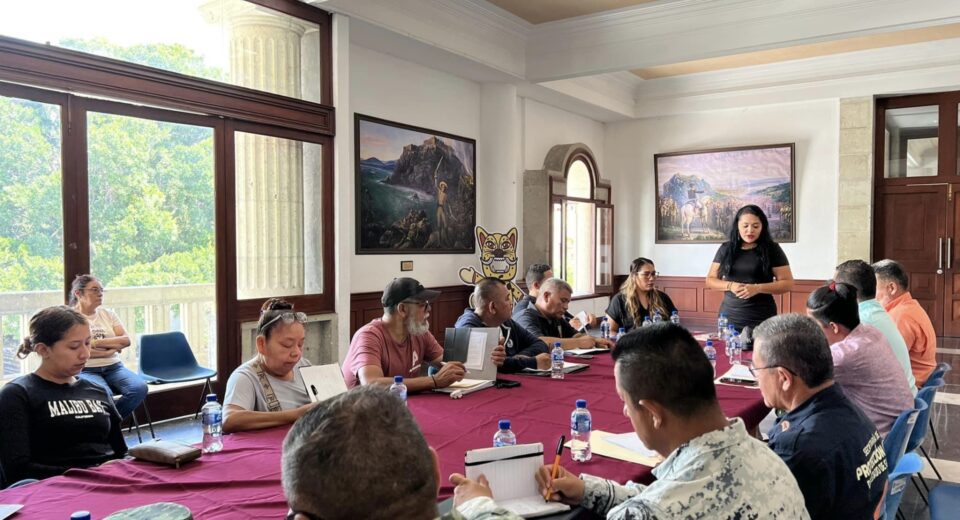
[606,257,677,332]
[0,306,126,486]
[706,205,794,330]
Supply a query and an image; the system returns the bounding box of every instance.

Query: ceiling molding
[312,0,528,78]
[525,0,960,81]
[633,38,960,116]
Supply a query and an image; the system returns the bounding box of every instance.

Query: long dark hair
[68,274,99,306]
[717,205,776,279]
[620,257,669,322]
[807,281,861,331]
[18,306,88,359]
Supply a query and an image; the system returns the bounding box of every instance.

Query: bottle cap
[576,399,587,408]
[602,316,607,322]
[554,342,562,348]
[706,340,713,347]
[498,419,511,430]
[619,327,625,332]
[733,331,740,336]
[71,512,92,520]
[394,375,403,383]
[205,393,217,402]
[672,310,678,315]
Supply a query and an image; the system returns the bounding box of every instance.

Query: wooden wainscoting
[613,275,828,329]
[349,284,474,346]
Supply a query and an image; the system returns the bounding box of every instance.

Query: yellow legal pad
[565,430,663,467]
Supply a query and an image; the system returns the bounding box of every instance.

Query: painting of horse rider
[654,143,795,243]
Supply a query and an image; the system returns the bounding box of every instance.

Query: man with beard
[343,278,496,391]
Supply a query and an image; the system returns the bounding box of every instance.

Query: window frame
[549,149,614,298]
[0,0,334,418]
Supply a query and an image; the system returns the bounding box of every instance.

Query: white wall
[604,99,840,280]
[523,98,606,173]
[348,44,482,293]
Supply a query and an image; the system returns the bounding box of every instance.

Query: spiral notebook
[464,443,570,518]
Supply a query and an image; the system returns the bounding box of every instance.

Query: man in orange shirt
[873,259,937,387]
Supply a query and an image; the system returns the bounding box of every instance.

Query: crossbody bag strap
[252,360,283,413]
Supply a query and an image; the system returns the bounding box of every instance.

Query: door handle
[949,238,953,270]
[938,237,944,273]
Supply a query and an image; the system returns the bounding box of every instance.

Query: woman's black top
[713,241,790,330]
[605,290,677,332]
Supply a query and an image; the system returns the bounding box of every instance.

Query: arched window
[549,149,613,296]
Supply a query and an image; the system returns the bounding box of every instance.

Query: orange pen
[543,434,566,501]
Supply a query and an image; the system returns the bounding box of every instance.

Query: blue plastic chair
[906,378,946,496]
[886,451,924,520]
[138,331,218,418]
[883,400,921,473]
[925,363,951,450]
[930,482,960,520]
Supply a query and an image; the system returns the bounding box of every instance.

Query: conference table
[0,344,765,519]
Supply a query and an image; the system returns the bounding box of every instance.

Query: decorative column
[837,97,875,263]
[204,1,313,299]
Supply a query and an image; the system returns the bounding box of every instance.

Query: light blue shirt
[859,299,917,395]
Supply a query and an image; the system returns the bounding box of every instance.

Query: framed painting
[355,114,476,254]
[654,143,795,244]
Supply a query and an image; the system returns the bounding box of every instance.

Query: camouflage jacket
[580,419,811,519]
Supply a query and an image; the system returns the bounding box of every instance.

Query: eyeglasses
[258,311,307,334]
[401,300,431,310]
[747,364,793,377]
[638,271,659,278]
[84,288,105,295]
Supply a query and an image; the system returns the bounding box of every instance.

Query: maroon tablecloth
[0,347,765,518]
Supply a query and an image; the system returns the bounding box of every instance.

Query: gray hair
[473,277,505,311]
[540,277,572,297]
[753,314,833,388]
[282,386,437,519]
[872,259,909,290]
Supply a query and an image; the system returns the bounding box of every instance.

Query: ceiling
[486,0,657,24]
[633,22,960,79]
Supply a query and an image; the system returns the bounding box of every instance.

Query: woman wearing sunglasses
[223,298,314,433]
[605,257,677,333]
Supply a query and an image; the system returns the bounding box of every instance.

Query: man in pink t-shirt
[873,259,938,387]
[342,278,467,391]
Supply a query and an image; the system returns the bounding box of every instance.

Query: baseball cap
[381,277,441,308]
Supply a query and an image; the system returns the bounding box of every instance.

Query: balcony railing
[1,284,216,384]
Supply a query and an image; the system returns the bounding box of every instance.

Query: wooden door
[944,185,960,336]
[875,184,947,335]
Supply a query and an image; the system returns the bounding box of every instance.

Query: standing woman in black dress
[705,204,794,331]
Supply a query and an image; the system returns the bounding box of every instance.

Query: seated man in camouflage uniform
[281,385,521,520]
[471,324,810,519]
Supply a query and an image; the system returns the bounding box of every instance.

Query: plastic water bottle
[717,313,728,337]
[704,340,717,377]
[389,375,408,403]
[652,312,663,324]
[493,419,517,447]
[670,310,680,325]
[642,316,652,327]
[551,342,565,379]
[599,316,610,340]
[201,394,223,453]
[70,512,92,520]
[570,399,592,462]
[730,332,742,365]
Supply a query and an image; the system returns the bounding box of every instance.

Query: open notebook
[299,363,349,402]
[716,363,758,388]
[521,361,589,376]
[465,443,570,518]
[433,378,494,397]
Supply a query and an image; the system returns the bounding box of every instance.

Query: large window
[551,153,614,297]
[0,0,334,416]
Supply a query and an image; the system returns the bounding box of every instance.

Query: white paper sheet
[565,347,610,355]
[465,443,570,518]
[574,310,589,330]
[0,505,23,520]
[465,331,487,371]
[299,364,349,403]
[605,432,660,458]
